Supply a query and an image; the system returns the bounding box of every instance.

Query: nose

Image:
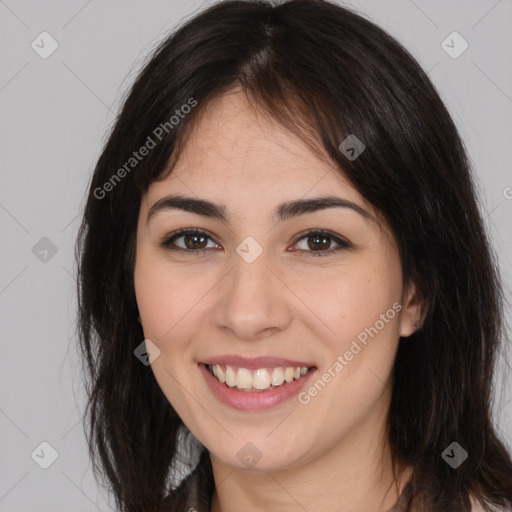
[212,249,293,342]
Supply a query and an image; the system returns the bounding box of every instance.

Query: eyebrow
[146,194,373,224]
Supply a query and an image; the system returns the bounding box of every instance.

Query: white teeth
[253,369,271,390]
[236,368,253,389]
[224,366,237,387]
[208,364,310,391]
[284,367,295,382]
[212,364,226,383]
[271,367,285,386]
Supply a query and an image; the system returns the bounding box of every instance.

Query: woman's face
[134,89,420,472]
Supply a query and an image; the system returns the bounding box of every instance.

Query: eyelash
[159,228,351,258]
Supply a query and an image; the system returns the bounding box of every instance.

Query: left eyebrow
[146,194,374,225]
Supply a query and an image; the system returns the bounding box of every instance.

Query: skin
[134,88,422,512]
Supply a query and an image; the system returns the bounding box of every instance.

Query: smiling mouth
[206,363,315,392]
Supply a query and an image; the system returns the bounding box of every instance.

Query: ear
[399,281,424,338]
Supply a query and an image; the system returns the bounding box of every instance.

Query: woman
[75,1,512,510]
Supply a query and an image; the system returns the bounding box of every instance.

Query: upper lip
[200,355,316,369]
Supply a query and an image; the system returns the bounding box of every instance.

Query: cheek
[298,274,401,443]
[309,263,401,349]
[133,250,206,418]
[134,247,214,354]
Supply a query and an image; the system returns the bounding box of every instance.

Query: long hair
[75,1,512,510]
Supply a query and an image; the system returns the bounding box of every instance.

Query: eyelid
[159,227,351,256]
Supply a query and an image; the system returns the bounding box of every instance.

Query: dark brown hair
[75,1,512,510]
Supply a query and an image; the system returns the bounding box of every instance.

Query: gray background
[0,0,511,510]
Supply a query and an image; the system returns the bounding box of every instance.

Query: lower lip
[199,363,317,411]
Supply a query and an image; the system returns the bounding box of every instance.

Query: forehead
[148,89,367,208]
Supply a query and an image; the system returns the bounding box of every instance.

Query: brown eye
[160,229,218,255]
[293,230,351,257]
[160,228,350,258]
[181,232,208,250]
[305,234,331,251]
